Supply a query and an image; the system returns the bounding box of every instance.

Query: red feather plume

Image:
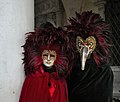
[22,22,69,76]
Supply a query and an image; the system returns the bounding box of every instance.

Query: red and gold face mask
[76,36,96,70]
[42,50,57,68]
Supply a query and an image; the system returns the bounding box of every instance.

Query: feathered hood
[66,11,111,68]
[22,22,69,76]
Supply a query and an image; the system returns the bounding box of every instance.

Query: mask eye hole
[50,54,55,57]
[49,54,55,60]
[87,42,94,49]
[42,54,48,60]
[89,42,93,46]
[43,54,48,57]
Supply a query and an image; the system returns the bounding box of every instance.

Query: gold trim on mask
[76,36,96,70]
[76,36,96,54]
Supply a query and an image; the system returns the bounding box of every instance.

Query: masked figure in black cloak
[66,11,113,102]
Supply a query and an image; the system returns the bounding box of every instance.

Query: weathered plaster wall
[0,0,34,102]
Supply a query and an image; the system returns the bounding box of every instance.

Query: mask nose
[47,55,50,61]
[81,46,89,70]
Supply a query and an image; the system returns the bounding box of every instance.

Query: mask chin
[43,61,54,68]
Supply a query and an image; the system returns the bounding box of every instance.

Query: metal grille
[105,0,120,66]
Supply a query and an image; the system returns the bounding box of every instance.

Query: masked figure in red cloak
[66,11,113,102]
[19,22,69,102]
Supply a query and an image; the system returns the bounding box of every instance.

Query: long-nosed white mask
[76,36,96,70]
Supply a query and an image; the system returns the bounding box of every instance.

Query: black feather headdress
[66,11,111,66]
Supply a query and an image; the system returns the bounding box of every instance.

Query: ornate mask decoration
[42,50,57,68]
[76,36,96,70]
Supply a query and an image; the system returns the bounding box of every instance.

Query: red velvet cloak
[19,67,68,102]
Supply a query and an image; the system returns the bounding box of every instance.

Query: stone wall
[35,0,65,27]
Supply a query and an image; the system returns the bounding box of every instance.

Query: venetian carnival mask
[76,36,96,70]
[42,50,57,68]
